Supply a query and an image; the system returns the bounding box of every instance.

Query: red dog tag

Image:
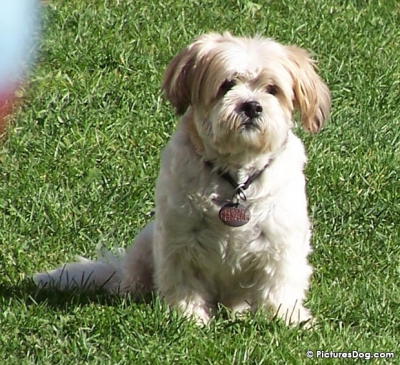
[219,202,250,227]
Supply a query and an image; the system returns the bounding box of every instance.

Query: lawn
[1,0,399,363]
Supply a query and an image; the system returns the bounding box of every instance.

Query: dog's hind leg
[118,222,155,297]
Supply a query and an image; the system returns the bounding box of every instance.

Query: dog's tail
[33,248,126,293]
[33,222,155,295]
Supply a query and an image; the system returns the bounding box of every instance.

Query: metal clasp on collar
[232,183,247,202]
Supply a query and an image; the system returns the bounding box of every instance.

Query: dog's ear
[162,33,226,115]
[284,46,331,133]
[161,45,197,115]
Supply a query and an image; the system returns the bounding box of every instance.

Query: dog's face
[162,33,330,158]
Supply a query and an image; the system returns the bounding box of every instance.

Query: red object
[0,90,15,137]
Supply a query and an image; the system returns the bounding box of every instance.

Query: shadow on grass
[0,279,153,312]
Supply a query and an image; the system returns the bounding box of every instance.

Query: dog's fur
[34,32,330,325]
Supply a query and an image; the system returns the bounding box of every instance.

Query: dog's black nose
[242,101,263,118]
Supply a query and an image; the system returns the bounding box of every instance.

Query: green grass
[1,0,399,363]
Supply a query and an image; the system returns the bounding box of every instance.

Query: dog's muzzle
[237,101,263,130]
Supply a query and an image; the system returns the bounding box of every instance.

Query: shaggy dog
[34,32,330,325]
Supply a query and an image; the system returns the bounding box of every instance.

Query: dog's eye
[219,79,236,95]
[266,84,278,95]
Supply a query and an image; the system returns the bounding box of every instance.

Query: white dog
[34,32,330,325]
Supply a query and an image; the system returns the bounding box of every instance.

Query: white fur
[33,33,330,326]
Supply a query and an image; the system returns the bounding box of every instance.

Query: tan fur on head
[284,46,331,133]
[161,33,227,115]
[161,32,331,165]
[163,34,330,134]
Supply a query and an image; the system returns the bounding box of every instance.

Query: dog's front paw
[177,299,212,326]
[276,305,314,328]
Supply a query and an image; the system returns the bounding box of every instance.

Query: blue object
[0,1,39,91]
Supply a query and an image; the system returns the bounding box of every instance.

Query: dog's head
[162,32,330,158]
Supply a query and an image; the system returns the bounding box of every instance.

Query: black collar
[203,134,288,203]
[205,161,271,202]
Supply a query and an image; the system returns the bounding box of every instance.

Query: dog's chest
[156,143,279,277]
[185,186,274,269]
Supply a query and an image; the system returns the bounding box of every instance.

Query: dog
[34,32,330,325]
